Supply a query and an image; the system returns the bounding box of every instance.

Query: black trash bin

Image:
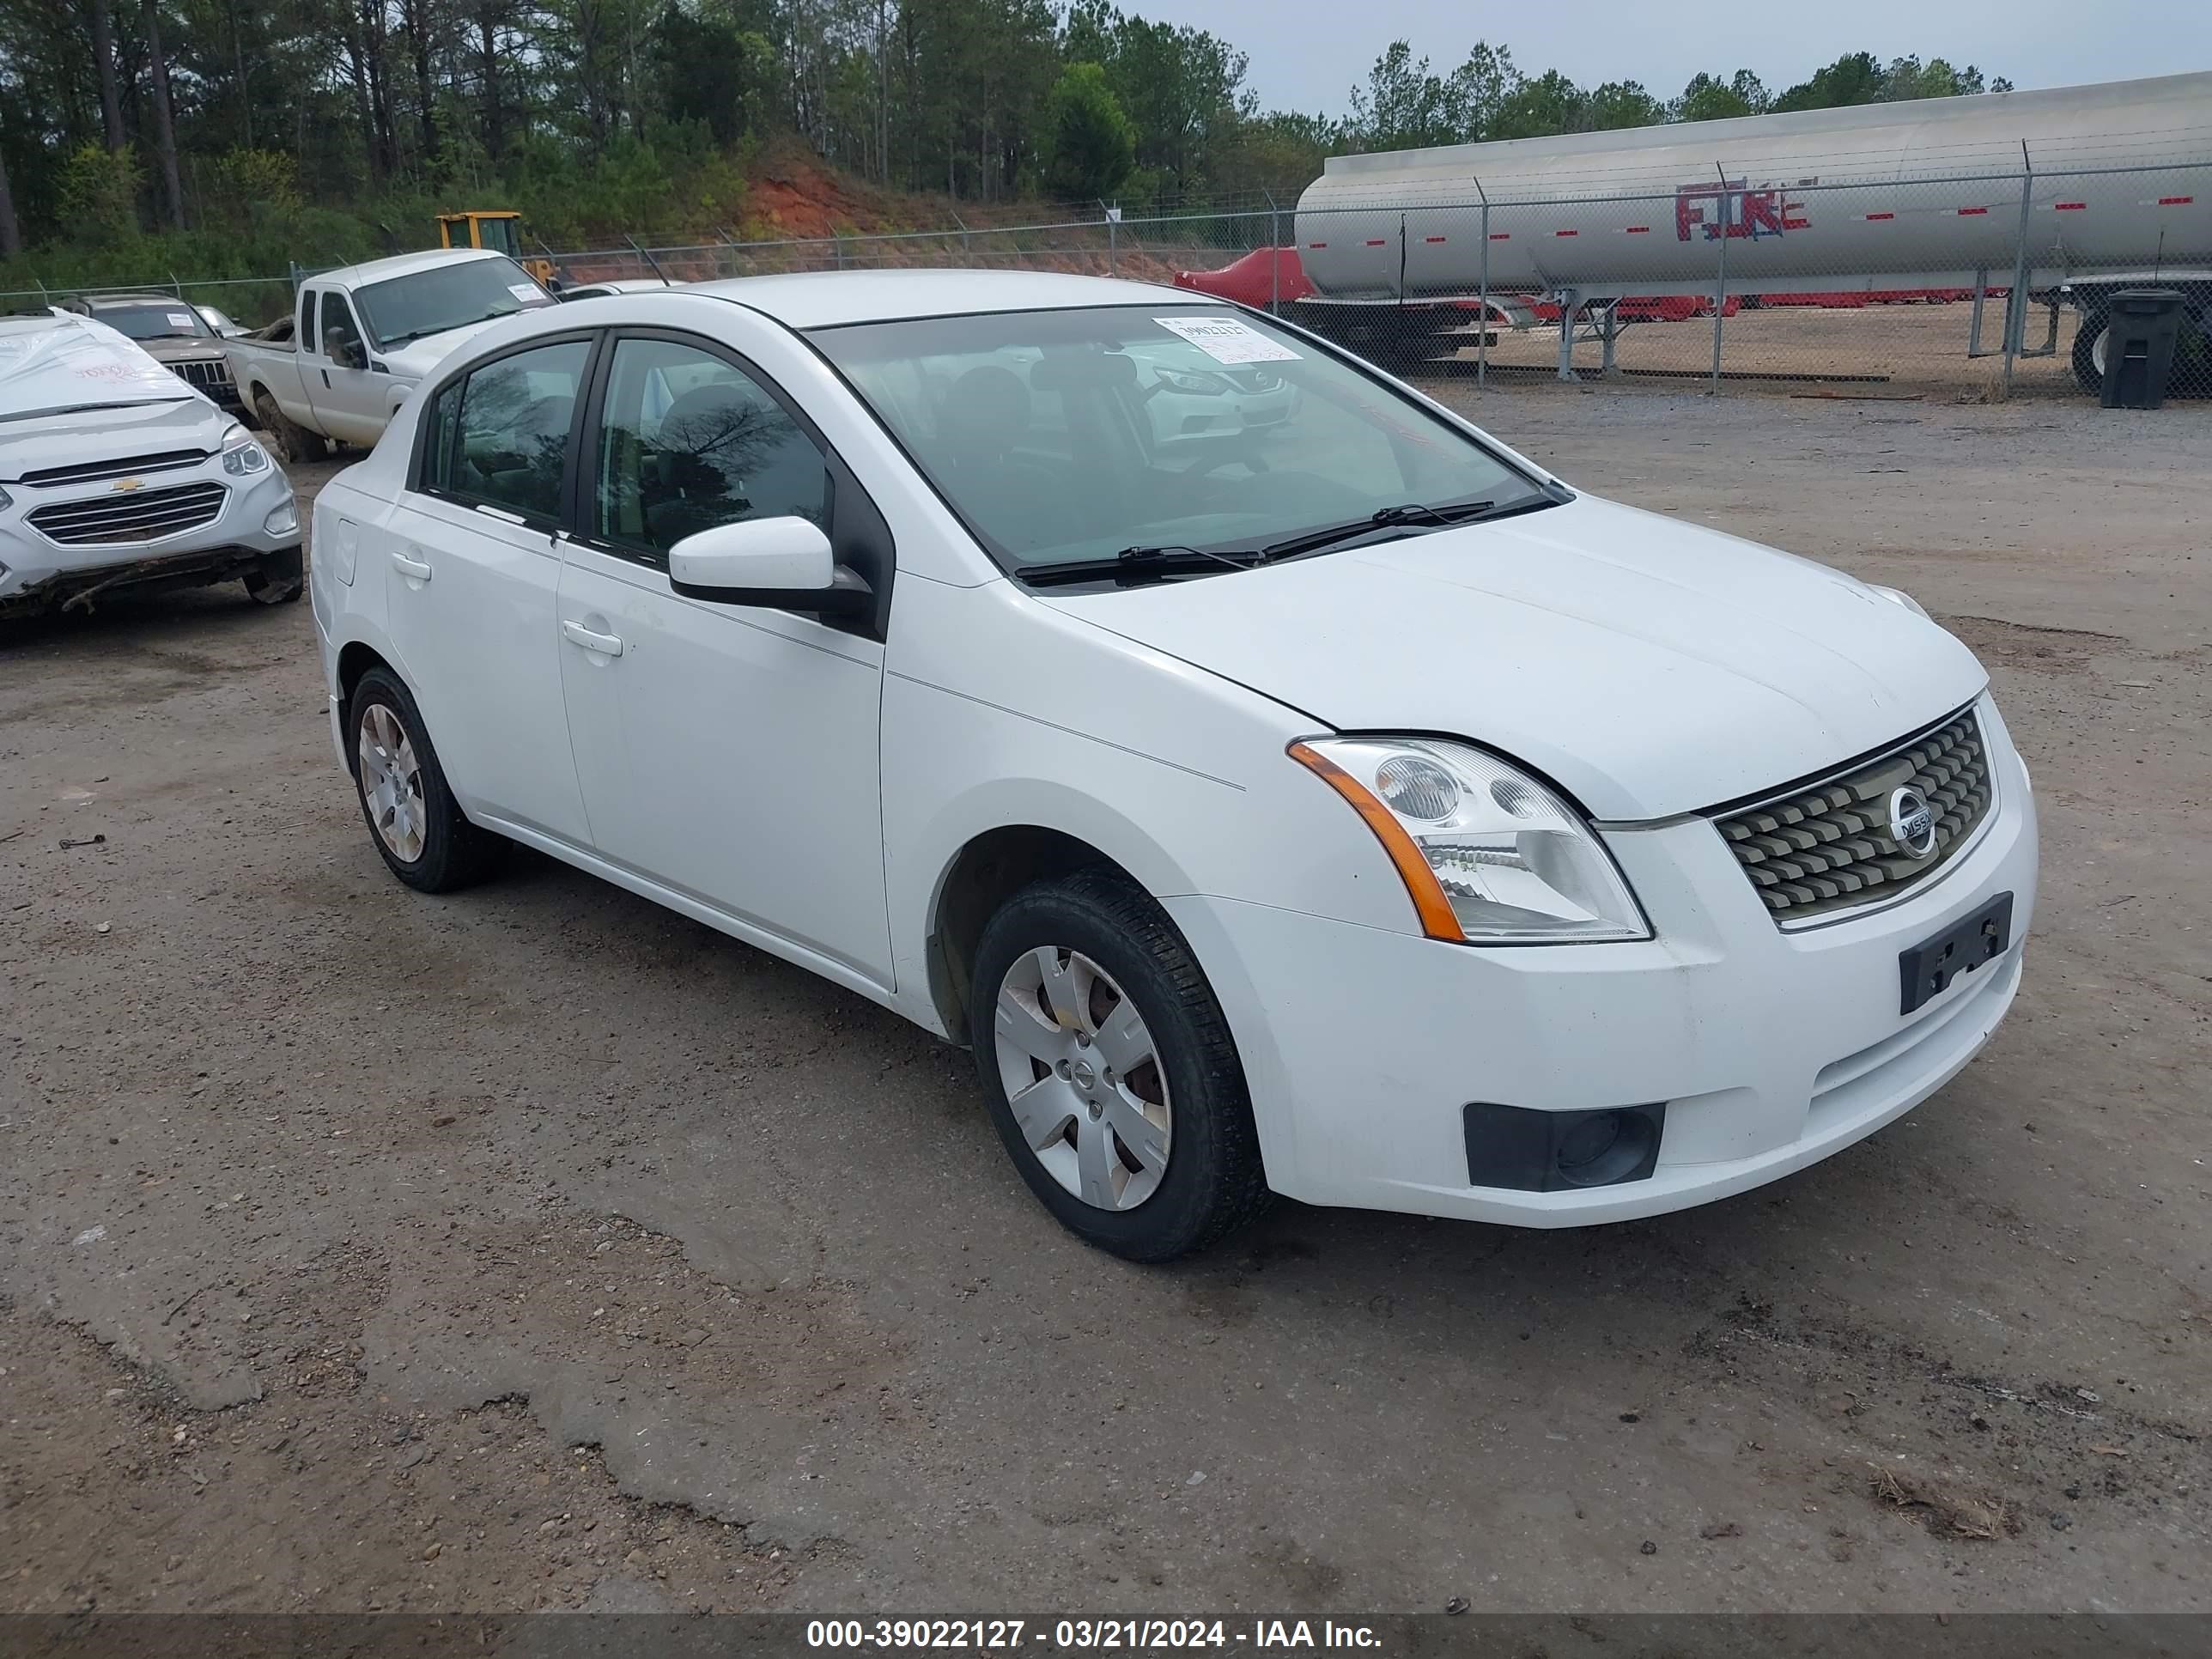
[2100,289,2185,409]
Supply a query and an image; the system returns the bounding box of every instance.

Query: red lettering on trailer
[1489,232,1510,240]
[2055,202,2087,210]
[1957,206,1990,216]
[1424,234,1447,243]
[1625,226,1650,234]
[1364,238,1387,246]
[2159,196,2194,205]
[1307,242,1327,249]
[1676,181,1808,241]
[1865,212,1895,221]
[1554,228,1578,237]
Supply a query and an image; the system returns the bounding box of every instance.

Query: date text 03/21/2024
[805,1619,1383,1650]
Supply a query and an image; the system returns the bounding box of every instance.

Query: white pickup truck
[226,248,555,461]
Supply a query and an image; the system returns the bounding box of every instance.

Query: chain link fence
[10,161,2205,404]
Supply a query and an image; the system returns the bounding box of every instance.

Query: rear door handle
[561,619,624,657]
[390,550,432,582]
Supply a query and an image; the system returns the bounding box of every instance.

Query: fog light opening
[1553,1109,1656,1189]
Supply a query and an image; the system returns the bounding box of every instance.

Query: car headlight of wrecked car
[222,428,272,475]
[1292,737,1650,944]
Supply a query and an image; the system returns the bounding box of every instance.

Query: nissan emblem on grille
[1711,711,1994,923]
[1888,787,1938,859]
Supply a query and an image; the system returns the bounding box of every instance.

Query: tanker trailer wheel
[2070,309,2109,397]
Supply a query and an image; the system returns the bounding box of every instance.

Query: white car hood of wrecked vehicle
[1041,492,1990,822]
[0,310,234,472]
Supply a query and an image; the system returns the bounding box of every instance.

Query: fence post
[1477,188,1490,391]
[1102,201,1117,275]
[2002,148,2033,398]
[1710,163,1730,392]
[170,270,183,298]
[1265,189,1280,316]
[952,210,969,254]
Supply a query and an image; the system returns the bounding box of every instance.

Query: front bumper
[1164,698,2039,1226]
[0,463,297,609]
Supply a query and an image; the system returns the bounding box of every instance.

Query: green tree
[1772,52,1887,112]
[1674,70,1769,122]
[1585,80,1665,131]
[1346,41,1456,151]
[1042,60,1133,200]
[1492,69,1588,139]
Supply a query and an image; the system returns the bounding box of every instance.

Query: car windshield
[91,301,211,341]
[809,305,1546,574]
[353,257,553,351]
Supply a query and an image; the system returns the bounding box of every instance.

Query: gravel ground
[3,387,2207,1618]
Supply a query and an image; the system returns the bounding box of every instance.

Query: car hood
[135,336,227,363]
[0,397,229,482]
[1036,494,1989,821]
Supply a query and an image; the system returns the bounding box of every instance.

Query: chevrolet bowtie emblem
[110,477,145,491]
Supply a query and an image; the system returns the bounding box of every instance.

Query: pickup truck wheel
[969,867,1269,1261]
[348,667,501,893]
[243,548,304,605]
[254,388,327,465]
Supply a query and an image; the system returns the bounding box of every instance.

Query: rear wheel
[253,388,327,465]
[969,867,1268,1261]
[348,667,501,893]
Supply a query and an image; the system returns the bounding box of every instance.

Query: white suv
[309,271,2036,1260]
[1,311,301,617]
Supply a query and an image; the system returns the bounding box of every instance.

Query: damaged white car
[0,308,302,618]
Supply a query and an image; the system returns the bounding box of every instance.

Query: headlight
[1291,738,1650,944]
[222,436,270,475]
[1869,583,1929,619]
[1155,367,1227,396]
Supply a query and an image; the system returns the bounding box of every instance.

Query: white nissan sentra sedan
[308,270,2037,1261]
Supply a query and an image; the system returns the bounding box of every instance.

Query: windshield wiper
[1020,544,1264,589]
[1261,492,1567,563]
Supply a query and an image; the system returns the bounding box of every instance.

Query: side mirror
[329,332,364,370]
[666,516,871,617]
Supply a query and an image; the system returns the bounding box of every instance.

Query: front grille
[27,480,227,546]
[1714,711,1993,924]
[18,449,209,488]
[170,358,234,394]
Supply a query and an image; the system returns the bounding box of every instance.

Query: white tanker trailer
[1198,73,2212,392]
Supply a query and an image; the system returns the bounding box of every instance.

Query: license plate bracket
[1899,891,2013,1015]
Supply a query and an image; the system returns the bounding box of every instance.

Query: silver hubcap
[357,703,426,863]
[2092,329,2107,376]
[993,946,1171,1212]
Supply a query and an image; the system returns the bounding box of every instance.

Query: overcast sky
[1141,2,2212,117]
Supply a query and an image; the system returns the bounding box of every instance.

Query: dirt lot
[3,386,2208,1619]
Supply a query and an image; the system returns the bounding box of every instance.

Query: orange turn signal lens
[1289,741,1464,942]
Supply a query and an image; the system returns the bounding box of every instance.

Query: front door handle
[561,619,624,657]
[390,549,432,581]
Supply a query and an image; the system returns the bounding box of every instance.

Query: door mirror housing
[666,516,870,617]
[328,331,365,371]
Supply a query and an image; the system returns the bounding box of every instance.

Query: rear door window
[425,338,592,523]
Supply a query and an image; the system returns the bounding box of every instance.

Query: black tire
[347,666,501,893]
[243,546,304,605]
[2070,310,2107,397]
[253,387,327,465]
[968,866,1269,1261]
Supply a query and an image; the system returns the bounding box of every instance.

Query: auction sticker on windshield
[1153,315,1299,365]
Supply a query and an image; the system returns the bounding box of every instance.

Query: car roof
[685,268,1222,330]
[313,247,511,289]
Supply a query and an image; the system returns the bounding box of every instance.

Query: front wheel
[969,868,1268,1261]
[243,547,303,605]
